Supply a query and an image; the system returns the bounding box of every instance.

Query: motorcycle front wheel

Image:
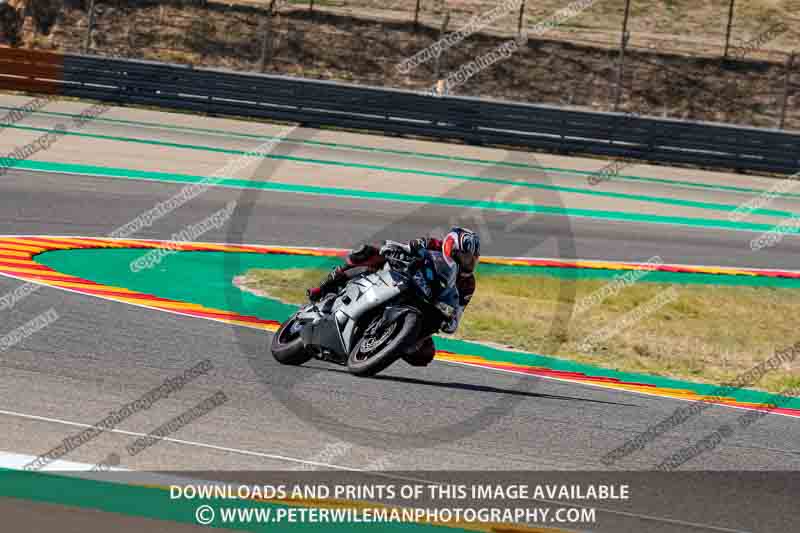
[271,316,313,365]
[347,312,420,377]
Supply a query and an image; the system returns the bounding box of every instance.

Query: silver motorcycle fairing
[335,267,405,354]
[296,266,407,358]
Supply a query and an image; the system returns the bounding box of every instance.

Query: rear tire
[271,316,313,365]
[347,312,420,377]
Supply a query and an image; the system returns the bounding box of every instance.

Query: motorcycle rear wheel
[347,312,419,377]
[271,316,313,365]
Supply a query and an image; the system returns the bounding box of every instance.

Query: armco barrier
[1,47,798,174]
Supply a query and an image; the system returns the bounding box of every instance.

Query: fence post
[126,7,135,58]
[433,11,450,84]
[723,0,735,58]
[613,0,631,111]
[258,17,272,72]
[779,52,795,130]
[258,0,278,73]
[83,0,96,54]
[517,0,525,36]
[414,0,421,30]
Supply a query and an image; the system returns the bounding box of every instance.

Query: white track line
[0,450,128,472]
[0,408,381,474]
[0,429,753,533]
[3,234,799,276]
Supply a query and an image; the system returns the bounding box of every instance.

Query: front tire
[347,312,420,377]
[271,316,313,365]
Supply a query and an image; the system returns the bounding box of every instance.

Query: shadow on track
[302,364,635,407]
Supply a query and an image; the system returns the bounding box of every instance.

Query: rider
[307,227,481,367]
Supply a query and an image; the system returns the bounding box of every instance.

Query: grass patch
[237,268,800,392]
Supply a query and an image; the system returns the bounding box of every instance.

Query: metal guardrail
[1,48,798,175]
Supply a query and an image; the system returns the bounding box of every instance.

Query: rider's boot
[307,265,346,302]
[402,336,436,367]
[306,244,382,302]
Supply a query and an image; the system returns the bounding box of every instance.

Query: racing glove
[441,309,463,334]
[408,237,428,256]
[436,301,462,334]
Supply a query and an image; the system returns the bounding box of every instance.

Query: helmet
[442,227,481,273]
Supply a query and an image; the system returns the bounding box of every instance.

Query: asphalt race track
[1,95,800,532]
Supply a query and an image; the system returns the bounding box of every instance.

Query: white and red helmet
[442,227,481,273]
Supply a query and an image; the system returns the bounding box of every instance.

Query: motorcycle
[270,242,457,377]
